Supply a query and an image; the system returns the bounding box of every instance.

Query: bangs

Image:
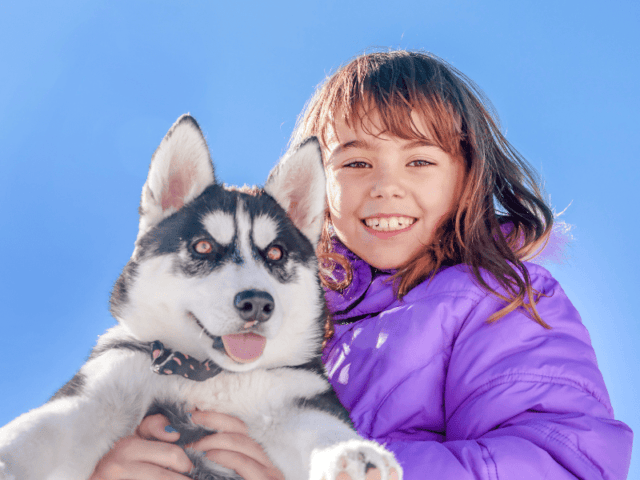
[304,51,466,158]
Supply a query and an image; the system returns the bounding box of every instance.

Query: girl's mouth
[362,215,417,239]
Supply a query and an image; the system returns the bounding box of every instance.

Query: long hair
[291,50,554,328]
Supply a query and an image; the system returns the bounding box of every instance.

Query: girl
[91,50,633,479]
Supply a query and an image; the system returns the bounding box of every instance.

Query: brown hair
[291,50,553,328]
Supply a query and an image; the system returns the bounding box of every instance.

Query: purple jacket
[322,246,633,479]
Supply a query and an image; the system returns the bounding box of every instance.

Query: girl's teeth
[364,216,415,231]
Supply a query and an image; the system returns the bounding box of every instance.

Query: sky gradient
[1,1,638,476]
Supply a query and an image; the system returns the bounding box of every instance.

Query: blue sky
[1,0,638,476]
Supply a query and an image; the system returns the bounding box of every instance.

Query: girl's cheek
[325,171,342,207]
[326,189,342,216]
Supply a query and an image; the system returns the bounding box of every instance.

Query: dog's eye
[193,240,213,255]
[266,245,283,261]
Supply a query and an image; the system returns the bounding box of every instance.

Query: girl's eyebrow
[336,138,438,153]
[333,139,371,154]
[328,138,440,162]
[402,139,439,149]
[327,139,372,162]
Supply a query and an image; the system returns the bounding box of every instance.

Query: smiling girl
[292,50,633,479]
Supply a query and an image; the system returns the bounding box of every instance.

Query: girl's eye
[345,160,371,168]
[266,245,283,261]
[408,159,433,167]
[193,240,213,254]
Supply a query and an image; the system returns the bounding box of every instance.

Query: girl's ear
[264,138,326,246]
[137,115,215,241]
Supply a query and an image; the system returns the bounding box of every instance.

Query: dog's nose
[234,290,275,323]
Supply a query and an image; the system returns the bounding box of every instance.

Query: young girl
[91,50,633,479]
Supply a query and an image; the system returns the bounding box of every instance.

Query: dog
[0,115,401,480]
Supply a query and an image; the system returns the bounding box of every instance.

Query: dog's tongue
[221,333,267,363]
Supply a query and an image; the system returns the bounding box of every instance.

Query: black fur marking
[295,386,354,429]
[190,313,219,344]
[49,340,151,401]
[88,338,151,361]
[242,191,315,284]
[110,260,138,319]
[287,356,354,428]
[131,182,314,286]
[230,245,244,265]
[288,356,326,376]
[212,336,224,350]
[245,192,315,264]
[48,372,86,401]
[136,185,240,276]
[145,400,242,480]
[145,400,215,446]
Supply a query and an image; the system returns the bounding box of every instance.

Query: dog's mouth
[188,312,267,364]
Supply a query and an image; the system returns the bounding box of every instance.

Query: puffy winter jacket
[322,244,633,479]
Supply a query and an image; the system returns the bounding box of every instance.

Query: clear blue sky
[1,0,638,476]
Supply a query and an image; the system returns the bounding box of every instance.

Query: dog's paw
[309,439,402,480]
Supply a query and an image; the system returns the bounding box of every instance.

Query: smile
[363,216,416,231]
[362,216,417,240]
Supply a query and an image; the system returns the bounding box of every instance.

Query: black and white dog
[0,116,401,480]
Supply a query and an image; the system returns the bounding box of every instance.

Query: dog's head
[110,115,327,373]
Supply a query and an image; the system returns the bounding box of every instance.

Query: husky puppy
[0,115,401,480]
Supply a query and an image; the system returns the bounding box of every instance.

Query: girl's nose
[370,168,406,198]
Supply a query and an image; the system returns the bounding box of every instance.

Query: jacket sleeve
[374,270,633,479]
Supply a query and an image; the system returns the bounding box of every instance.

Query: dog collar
[149,340,223,382]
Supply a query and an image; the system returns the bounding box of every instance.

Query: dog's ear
[265,137,325,246]
[137,115,215,239]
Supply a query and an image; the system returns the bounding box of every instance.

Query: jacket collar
[324,238,398,323]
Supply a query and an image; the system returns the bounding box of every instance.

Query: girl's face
[323,112,466,270]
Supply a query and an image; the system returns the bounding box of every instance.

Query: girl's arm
[355,269,633,479]
[90,413,285,480]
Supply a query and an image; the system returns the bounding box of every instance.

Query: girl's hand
[90,411,285,480]
[189,411,396,480]
[89,414,193,480]
[187,409,285,480]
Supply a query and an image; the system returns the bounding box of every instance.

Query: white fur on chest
[82,345,329,421]
[77,347,352,480]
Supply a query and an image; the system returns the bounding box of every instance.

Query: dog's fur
[0,116,401,480]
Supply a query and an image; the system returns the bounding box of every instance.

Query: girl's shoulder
[397,261,586,351]
[403,261,558,304]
